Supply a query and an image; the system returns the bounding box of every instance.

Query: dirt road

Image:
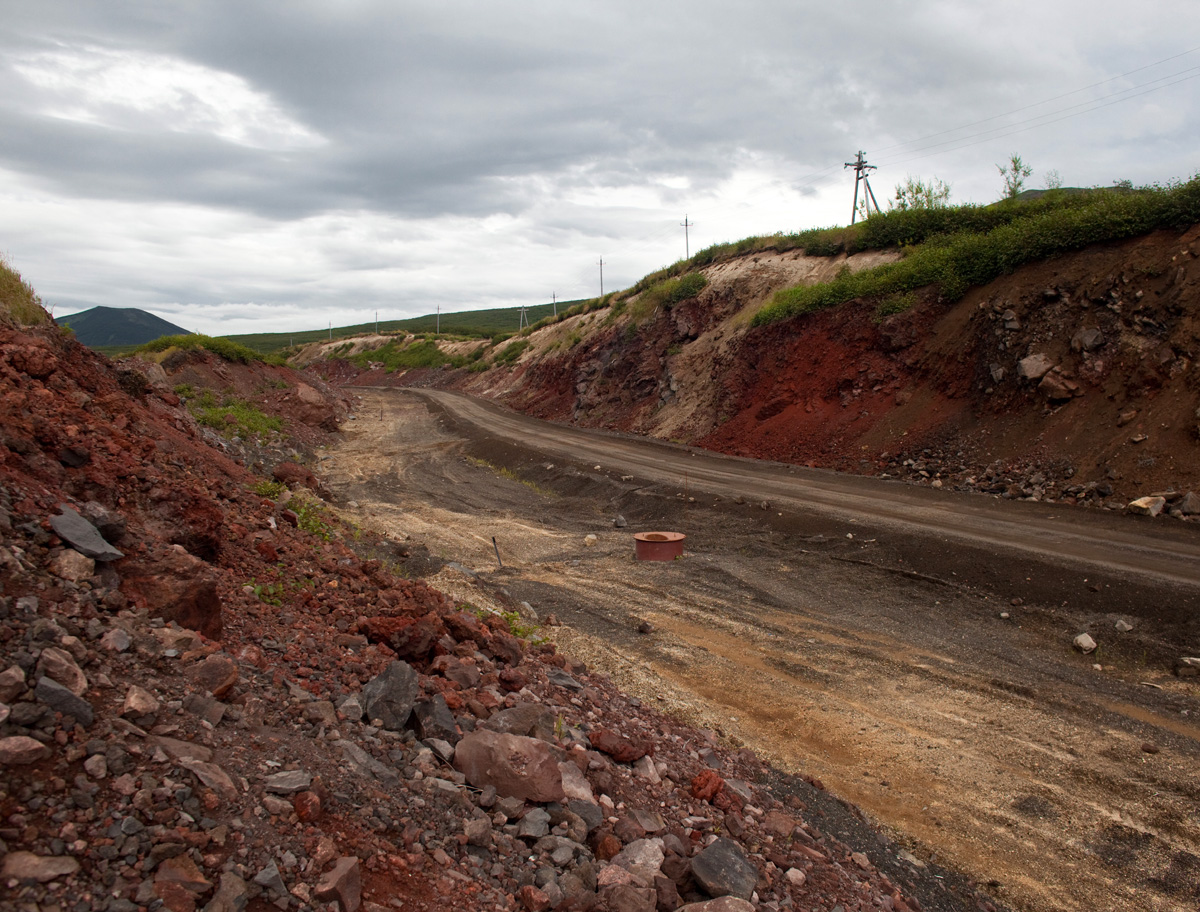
[324,389,1200,912]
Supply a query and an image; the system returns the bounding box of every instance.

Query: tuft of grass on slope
[0,255,50,328]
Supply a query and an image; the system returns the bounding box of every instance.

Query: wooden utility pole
[519,304,529,331]
[552,292,557,317]
[844,151,881,224]
[680,214,694,259]
[436,305,440,336]
[598,257,605,298]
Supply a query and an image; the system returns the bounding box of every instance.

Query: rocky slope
[0,299,1000,908]
[327,225,1200,513]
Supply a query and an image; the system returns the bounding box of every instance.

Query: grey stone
[263,769,312,795]
[1017,353,1054,381]
[253,860,287,896]
[426,738,455,763]
[338,693,364,721]
[337,740,399,785]
[99,628,132,653]
[1071,326,1104,352]
[314,856,362,912]
[568,799,605,833]
[518,807,552,839]
[410,694,460,744]
[1073,633,1098,654]
[546,668,583,691]
[49,505,124,561]
[1178,491,1200,516]
[1177,657,1200,677]
[361,661,419,731]
[614,515,628,528]
[483,702,558,741]
[1,851,81,882]
[690,837,757,900]
[202,872,248,912]
[35,675,94,726]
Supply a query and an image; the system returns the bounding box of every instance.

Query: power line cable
[873,45,1200,155]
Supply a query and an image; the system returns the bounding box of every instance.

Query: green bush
[494,339,530,364]
[137,334,265,364]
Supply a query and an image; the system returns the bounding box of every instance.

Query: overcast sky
[2,2,1197,336]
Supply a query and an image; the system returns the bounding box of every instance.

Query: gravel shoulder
[323,389,1200,912]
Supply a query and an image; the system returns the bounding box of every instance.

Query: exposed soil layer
[323,388,1200,912]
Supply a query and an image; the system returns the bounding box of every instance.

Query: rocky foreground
[0,322,999,912]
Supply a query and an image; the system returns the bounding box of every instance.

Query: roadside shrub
[493,339,530,365]
[137,334,264,364]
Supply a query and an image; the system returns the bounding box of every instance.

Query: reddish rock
[588,729,648,764]
[690,770,725,802]
[120,548,222,639]
[294,791,322,822]
[594,833,623,861]
[360,614,446,661]
[498,668,529,692]
[186,653,238,698]
[273,460,320,491]
[517,884,552,912]
[0,736,51,765]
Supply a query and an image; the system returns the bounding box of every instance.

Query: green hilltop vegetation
[224,300,583,355]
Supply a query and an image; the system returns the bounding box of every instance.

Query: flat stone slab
[49,505,123,561]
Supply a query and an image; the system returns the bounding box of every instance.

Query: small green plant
[252,479,286,499]
[247,577,284,607]
[998,153,1034,200]
[294,501,334,541]
[493,339,530,365]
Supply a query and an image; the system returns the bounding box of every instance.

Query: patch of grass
[183,388,284,440]
[348,338,456,372]
[493,339,530,365]
[0,255,49,327]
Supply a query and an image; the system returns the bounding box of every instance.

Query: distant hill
[225,300,582,354]
[56,306,191,348]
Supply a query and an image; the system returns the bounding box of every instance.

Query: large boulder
[690,838,757,900]
[120,547,223,640]
[453,729,567,802]
[361,661,419,731]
